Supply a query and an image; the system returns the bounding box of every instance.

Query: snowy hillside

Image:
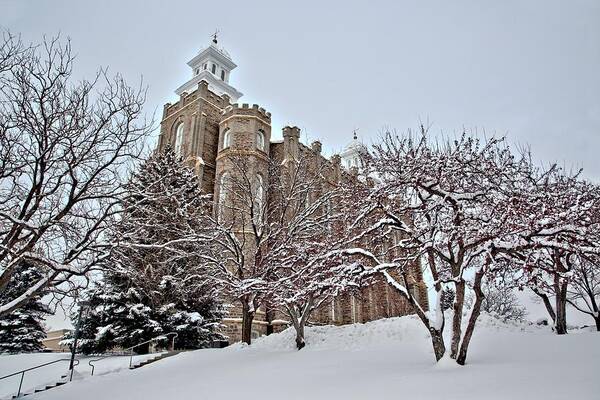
[12,314,600,400]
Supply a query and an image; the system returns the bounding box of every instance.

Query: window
[253,174,264,224]
[174,122,184,157]
[218,173,230,221]
[221,70,225,80]
[211,64,216,74]
[203,63,207,70]
[256,130,265,151]
[330,299,336,322]
[222,128,232,149]
[325,197,333,232]
[195,68,199,75]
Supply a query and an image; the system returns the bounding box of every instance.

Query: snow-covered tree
[71,149,224,353]
[567,253,600,331]
[495,168,600,334]
[266,157,362,349]
[336,128,531,364]
[0,32,151,317]
[0,262,51,353]
[481,272,527,323]
[203,155,275,345]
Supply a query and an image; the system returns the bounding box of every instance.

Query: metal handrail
[0,358,79,398]
[89,332,178,375]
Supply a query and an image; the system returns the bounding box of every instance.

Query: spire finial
[353,128,359,141]
[212,29,219,44]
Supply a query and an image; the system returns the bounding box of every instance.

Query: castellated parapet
[221,103,271,122]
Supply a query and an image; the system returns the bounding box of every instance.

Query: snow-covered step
[129,351,184,370]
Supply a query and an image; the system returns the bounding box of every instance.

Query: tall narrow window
[174,123,184,157]
[325,197,333,232]
[203,63,207,70]
[220,70,225,80]
[222,128,232,149]
[211,64,216,74]
[254,174,264,224]
[218,173,230,222]
[256,130,265,151]
[330,299,336,322]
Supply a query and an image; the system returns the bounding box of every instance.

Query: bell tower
[175,33,243,102]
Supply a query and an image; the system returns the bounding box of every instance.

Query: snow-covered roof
[200,43,232,61]
[340,134,366,159]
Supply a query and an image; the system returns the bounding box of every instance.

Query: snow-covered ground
[0,352,162,399]
[4,314,599,400]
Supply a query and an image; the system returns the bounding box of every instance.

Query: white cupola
[340,130,365,169]
[175,34,243,102]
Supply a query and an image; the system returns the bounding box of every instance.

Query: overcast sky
[2,0,599,327]
[3,0,600,179]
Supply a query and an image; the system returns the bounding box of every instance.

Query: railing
[88,332,177,376]
[0,358,79,398]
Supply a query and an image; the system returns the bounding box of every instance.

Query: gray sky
[2,0,599,328]
[3,0,600,178]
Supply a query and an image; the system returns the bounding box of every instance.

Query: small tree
[496,168,600,334]
[0,262,51,353]
[481,272,527,323]
[567,253,600,331]
[266,157,361,349]
[440,287,455,311]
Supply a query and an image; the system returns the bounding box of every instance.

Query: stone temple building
[157,37,428,343]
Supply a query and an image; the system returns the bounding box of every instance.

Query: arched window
[211,64,216,74]
[174,122,184,157]
[218,173,230,221]
[253,174,264,224]
[222,128,232,150]
[256,130,265,151]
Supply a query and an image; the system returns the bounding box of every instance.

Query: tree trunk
[287,299,313,351]
[594,315,600,332]
[450,280,465,359]
[457,269,484,365]
[554,283,568,335]
[241,301,255,345]
[295,322,306,350]
[533,288,556,324]
[430,328,446,362]
[265,306,274,336]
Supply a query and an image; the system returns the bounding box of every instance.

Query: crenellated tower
[214,103,272,228]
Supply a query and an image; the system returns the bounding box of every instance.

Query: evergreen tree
[73,149,223,354]
[0,263,51,353]
[440,287,455,311]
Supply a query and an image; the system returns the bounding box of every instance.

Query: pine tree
[440,287,455,311]
[0,263,51,353]
[73,149,223,354]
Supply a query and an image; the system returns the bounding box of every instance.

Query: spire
[175,32,243,102]
[341,128,364,169]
